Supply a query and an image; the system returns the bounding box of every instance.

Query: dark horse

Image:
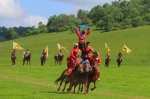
[105,57,111,67]
[11,55,16,65]
[73,62,90,94]
[23,54,31,65]
[41,56,46,66]
[117,57,122,67]
[54,55,64,66]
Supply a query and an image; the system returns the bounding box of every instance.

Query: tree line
[1,0,150,40]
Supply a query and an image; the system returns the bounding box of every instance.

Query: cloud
[53,0,116,7]
[0,0,47,28]
[53,0,117,15]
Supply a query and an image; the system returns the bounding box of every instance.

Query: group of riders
[11,25,123,71]
[11,49,30,60]
[64,25,123,81]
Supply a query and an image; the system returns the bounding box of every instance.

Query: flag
[13,42,24,50]
[105,43,110,52]
[45,46,48,58]
[123,44,131,54]
[57,43,67,52]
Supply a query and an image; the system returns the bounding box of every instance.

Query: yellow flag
[123,44,131,54]
[105,43,110,52]
[57,43,67,52]
[45,46,48,58]
[13,42,24,50]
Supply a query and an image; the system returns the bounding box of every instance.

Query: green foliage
[4,28,17,39]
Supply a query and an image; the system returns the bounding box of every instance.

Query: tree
[5,28,17,39]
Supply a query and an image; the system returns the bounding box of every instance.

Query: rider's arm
[70,49,76,59]
[85,28,91,37]
[76,27,80,37]
[90,47,94,54]
[97,57,102,66]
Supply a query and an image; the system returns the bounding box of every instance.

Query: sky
[0,0,116,28]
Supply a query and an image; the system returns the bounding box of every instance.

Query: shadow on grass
[39,90,83,94]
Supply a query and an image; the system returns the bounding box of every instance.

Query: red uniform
[89,55,102,74]
[85,46,94,59]
[89,55,102,67]
[76,28,90,43]
[66,47,79,75]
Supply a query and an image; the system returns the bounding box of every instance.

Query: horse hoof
[57,88,60,91]
[90,88,94,91]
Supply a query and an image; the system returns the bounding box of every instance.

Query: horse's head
[74,63,83,73]
[83,62,90,72]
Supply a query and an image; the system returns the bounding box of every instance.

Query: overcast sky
[0,0,116,28]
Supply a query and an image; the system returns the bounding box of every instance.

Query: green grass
[0,26,150,99]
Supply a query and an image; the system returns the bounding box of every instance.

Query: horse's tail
[55,69,67,84]
[55,77,61,84]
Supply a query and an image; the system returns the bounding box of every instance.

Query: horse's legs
[29,60,31,66]
[23,59,25,65]
[84,82,88,95]
[81,84,83,92]
[73,83,78,93]
[57,79,64,91]
[41,60,43,66]
[77,84,80,93]
[90,81,97,91]
[62,81,68,92]
[86,82,91,93]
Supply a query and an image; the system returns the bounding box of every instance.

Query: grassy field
[0,26,150,99]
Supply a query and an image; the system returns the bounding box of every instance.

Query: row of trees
[46,0,150,32]
[1,0,150,40]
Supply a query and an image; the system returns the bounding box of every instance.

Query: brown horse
[11,55,16,65]
[54,55,64,66]
[23,54,31,65]
[55,63,80,92]
[105,57,111,67]
[67,64,83,93]
[87,66,100,93]
[73,62,90,94]
[117,57,122,67]
[41,56,46,66]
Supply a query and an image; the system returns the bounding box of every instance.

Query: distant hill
[0,26,150,66]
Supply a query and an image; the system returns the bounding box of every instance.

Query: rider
[76,25,91,59]
[89,51,102,81]
[105,52,111,61]
[24,49,30,58]
[11,49,16,59]
[42,49,46,58]
[117,51,122,61]
[58,50,63,59]
[65,43,80,81]
[82,41,95,61]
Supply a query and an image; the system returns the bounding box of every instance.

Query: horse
[117,57,122,67]
[55,59,80,92]
[54,55,64,66]
[66,64,83,93]
[23,54,31,66]
[11,55,16,65]
[41,55,46,66]
[86,66,100,93]
[73,62,90,94]
[105,57,111,67]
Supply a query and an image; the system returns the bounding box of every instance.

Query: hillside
[0,26,150,66]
